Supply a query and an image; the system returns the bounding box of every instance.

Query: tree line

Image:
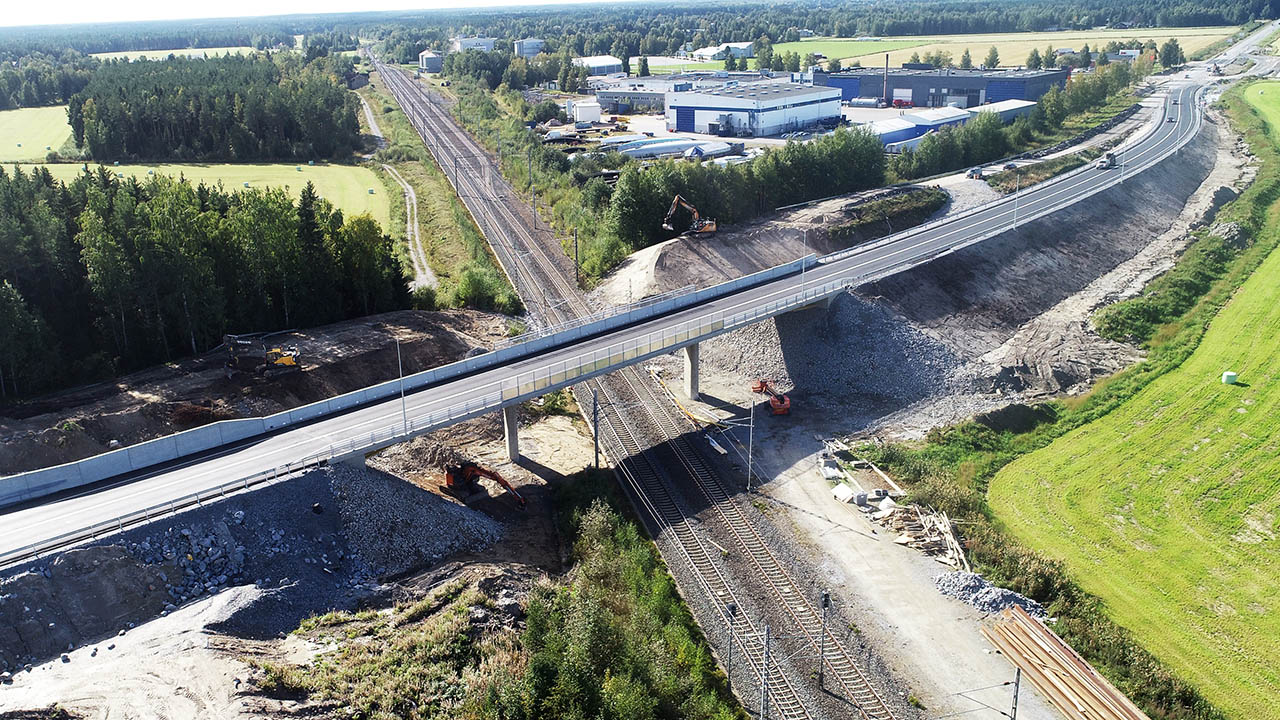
[372,0,1273,68]
[66,54,361,162]
[0,167,407,398]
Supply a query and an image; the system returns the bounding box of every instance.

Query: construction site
[0,27,1270,720]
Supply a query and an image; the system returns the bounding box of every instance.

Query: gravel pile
[370,436,465,476]
[693,292,968,414]
[934,571,1045,618]
[328,463,502,577]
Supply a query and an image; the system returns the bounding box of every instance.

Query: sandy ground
[0,587,259,718]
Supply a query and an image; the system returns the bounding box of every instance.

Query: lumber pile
[982,606,1151,720]
[867,502,970,571]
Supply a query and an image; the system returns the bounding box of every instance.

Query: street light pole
[747,393,756,493]
[396,338,408,434]
[1012,172,1021,229]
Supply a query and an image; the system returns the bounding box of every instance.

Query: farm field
[775,25,1236,67]
[988,81,1280,720]
[0,106,72,162]
[13,162,389,228]
[89,46,256,61]
[629,55,734,73]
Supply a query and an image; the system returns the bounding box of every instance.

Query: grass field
[775,25,1236,67]
[90,46,256,61]
[988,83,1280,720]
[0,106,72,162]
[13,162,389,228]
[629,55,732,74]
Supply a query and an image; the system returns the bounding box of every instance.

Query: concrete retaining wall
[0,255,815,508]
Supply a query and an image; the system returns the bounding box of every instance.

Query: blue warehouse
[816,66,1068,108]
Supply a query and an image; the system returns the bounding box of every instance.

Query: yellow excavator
[223,334,301,379]
[661,194,717,236]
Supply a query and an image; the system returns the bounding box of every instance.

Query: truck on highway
[1095,151,1116,170]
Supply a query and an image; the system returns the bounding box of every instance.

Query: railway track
[373,57,899,720]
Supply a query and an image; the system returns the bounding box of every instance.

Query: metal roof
[694,83,838,101]
[868,118,917,133]
[830,67,1066,80]
[574,55,623,66]
[967,99,1037,114]
[905,106,970,125]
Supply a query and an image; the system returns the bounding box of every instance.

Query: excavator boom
[661,194,717,235]
[443,462,527,508]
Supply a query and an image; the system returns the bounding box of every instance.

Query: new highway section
[0,81,1203,563]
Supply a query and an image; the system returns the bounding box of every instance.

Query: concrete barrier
[0,254,815,508]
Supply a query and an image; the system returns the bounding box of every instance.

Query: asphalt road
[0,75,1213,561]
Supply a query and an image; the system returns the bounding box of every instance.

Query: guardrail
[0,254,817,508]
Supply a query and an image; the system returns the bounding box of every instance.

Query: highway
[0,76,1207,561]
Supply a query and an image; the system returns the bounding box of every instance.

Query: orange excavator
[751,379,791,415]
[442,461,527,508]
[661,194,717,236]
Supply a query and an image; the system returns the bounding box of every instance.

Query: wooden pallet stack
[982,606,1151,720]
[875,504,971,571]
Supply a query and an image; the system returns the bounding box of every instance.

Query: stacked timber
[982,606,1151,720]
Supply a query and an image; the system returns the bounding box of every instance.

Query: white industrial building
[572,55,624,75]
[450,37,497,52]
[966,98,1036,124]
[514,38,545,58]
[903,106,971,131]
[692,42,755,61]
[418,50,442,73]
[665,83,840,137]
[568,99,601,123]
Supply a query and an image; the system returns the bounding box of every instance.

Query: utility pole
[801,228,808,282]
[760,623,772,720]
[1010,668,1021,720]
[592,388,600,468]
[817,590,830,689]
[528,148,535,227]
[396,337,408,434]
[725,602,738,692]
[574,229,580,285]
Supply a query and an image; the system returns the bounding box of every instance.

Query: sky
[2,0,605,28]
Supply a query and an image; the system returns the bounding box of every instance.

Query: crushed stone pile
[328,463,502,577]
[934,571,1045,618]
[370,436,466,477]
[691,292,968,413]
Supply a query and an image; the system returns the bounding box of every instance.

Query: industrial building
[691,41,755,61]
[514,38,545,58]
[905,106,971,131]
[568,99,601,123]
[418,50,442,73]
[866,117,920,145]
[816,67,1068,108]
[450,37,497,52]
[665,83,841,137]
[573,55,625,76]
[966,98,1037,123]
[595,78,693,112]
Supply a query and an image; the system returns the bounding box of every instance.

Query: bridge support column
[335,452,366,469]
[682,343,700,401]
[502,405,520,462]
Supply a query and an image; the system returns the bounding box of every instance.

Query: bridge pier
[334,452,367,469]
[502,405,520,462]
[682,343,700,401]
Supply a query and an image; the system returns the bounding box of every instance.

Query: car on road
[965,167,983,179]
[1168,117,1176,122]
[1002,162,1018,171]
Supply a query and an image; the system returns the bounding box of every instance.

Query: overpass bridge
[0,81,1204,566]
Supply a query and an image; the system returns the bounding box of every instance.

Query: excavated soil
[0,309,507,474]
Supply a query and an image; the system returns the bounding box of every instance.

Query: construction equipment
[443,461,527,508]
[661,194,718,236]
[223,334,301,379]
[751,379,791,415]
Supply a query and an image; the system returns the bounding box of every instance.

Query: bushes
[476,470,744,720]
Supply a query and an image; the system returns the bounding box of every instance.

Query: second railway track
[374,57,901,720]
